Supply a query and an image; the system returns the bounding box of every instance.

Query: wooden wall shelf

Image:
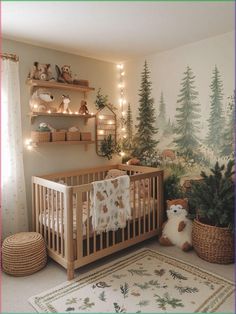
[29,111,95,124]
[26,79,95,93]
[34,140,95,151]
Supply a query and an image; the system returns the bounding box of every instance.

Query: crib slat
[52,189,55,250]
[61,192,64,257]
[87,191,90,256]
[47,188,51,249]
[93,229,97,254]
[157,173,163,231]
[133,181,136,238]
[106,231,109,248]
[143,180,146,233]
[43,187,46,239]
[152,178,155,231]
[56,192,59,254]
[127,214,130,241]
[138,181,141,236]
[100,232,103,250]
[35,185,39,233]
[76,191,83,259]
[148,178,151,232]
[39,186,43,235]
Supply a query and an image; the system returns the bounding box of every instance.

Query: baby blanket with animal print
[90,175,131,233]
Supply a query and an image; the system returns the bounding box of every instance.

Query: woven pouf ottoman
[2,232,47,276]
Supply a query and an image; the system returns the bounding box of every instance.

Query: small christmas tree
[221,92,235,156]
[95,88,108,110]
[134,60,158,157]
[174,66,201,158]
[157,91,167,130]
[206,66,225,153]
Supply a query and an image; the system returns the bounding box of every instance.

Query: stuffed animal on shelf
[28,62,54,81]
[79,100,89,115]
[159,198,193,252]
[29,89,54,112]
[126,158,140,165]
[55,65,80,84]
[37,122,51,132]
[68,126,79,132]
[57,95,72,113]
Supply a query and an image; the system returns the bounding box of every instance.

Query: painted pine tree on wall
[133,60,158,157]
[157,91,167,130]
[123,103,133,153]
[221,92,235,157]
[206,66,225,153]
[174,66,201,158]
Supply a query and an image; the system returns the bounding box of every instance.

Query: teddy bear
[79,100,89,115]
[28,62,54,81]
[159,198,192,251]
[55,65,81,84]
[29,89,54,112]
[57,95,72,113]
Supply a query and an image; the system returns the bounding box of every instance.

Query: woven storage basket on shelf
[52,131,66,142]
[66,131,80,141]
[2,232,47,276]
[192,219,234,264]
[81,132,92,141]
[31,131,50,143]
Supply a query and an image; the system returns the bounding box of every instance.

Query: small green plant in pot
[190,160,234,264]
[100,134,117,160]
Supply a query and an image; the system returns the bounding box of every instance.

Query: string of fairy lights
[117,63,127,157]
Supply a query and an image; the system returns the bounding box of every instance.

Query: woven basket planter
[31,131,50,143]
[2,232,47,276]
[66,131,80,141]
[52,131,66,142]
[81,132,92,141]
[192,219,234,264]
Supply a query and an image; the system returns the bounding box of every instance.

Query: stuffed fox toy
[159,198,192,251]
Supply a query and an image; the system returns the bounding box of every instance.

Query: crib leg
[67,264,74,280]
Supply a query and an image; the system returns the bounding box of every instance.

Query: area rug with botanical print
[29,248,234,313]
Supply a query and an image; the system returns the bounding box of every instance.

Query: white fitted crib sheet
[39,197,156,237]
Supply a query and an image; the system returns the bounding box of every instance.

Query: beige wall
[2,38,120,226]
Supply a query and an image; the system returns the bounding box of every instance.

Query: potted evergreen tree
[190,160,234,264]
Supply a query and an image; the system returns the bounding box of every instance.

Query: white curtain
[1,58,28,239]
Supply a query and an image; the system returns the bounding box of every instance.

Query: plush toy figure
[55,65,81,84]
[57,95,72,113]
[127,158,140,165]
[29,89,54,112]
[28,62,54,81]
[79,100,89,115]
[159,198,192,251]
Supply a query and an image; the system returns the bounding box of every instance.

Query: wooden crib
[32,164,164,280]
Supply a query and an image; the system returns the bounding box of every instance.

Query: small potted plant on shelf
[100,134,117,160]
[189,160,234,264]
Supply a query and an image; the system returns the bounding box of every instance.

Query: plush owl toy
[159,198,192,251]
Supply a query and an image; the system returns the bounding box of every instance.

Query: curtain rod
[0,53,19,62]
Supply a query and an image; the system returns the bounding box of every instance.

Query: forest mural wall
[123,32,234,183]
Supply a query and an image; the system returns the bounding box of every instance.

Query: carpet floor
[2,238,235,313]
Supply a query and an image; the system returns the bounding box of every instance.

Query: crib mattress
[39,198,155,237]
